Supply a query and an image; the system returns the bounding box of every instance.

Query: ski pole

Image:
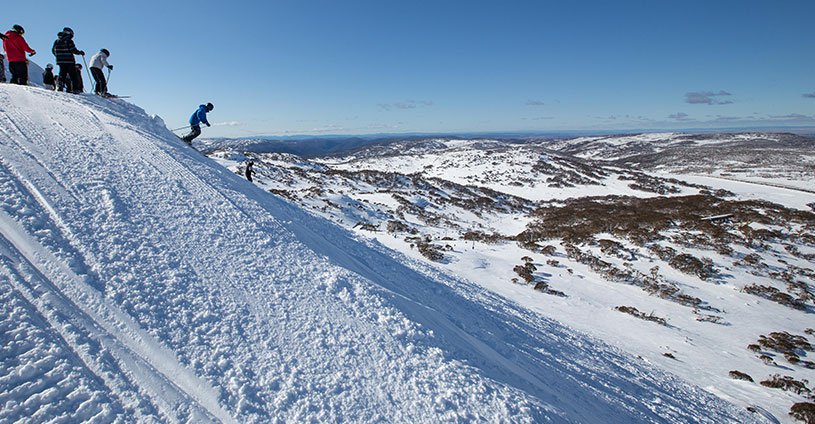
[170,125,190,132]
[105,67,113,96]
[80,54,93,93]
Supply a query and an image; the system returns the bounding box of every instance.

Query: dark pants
[9,61,28,85]
[91,67,107,95]
[0,60,6,82]
[58,64,81,93]
[182,125,201,143]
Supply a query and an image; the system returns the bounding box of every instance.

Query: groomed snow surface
[0,85,761,423]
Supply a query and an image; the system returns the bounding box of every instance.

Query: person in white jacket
[89,48,113,96]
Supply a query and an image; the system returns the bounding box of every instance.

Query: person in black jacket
[245,161,256,182]
[51,27,84,93]
[74,64,84,93]
[42,64,56,90]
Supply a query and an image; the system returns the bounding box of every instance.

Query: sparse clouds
[668,112,692,121]
[212,121,242,127]
[525,100,546,106]
[712,115,742,122]
[378,100,434,111]
[685,90,733,105]
[803,92,815,99]
[769,113,809,119]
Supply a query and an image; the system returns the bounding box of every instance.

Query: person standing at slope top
[181,102,214,144]
[0,53,6,83]
[3,24,36,85]
[89,48,113,96]
[42,64,56,90]
[52,27,84,93]
[73,64,84,93]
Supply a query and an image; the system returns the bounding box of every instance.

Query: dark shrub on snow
[790,402,815,423]
[728,370,754,382]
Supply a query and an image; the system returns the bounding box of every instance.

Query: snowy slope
[0,87,763,422]
[211,135,815,422]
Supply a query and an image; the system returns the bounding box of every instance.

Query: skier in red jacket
[2,25,36,85]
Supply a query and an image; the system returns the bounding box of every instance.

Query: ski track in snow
[0,85,764,422]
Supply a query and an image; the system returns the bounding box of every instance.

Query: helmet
[63,27,74,36]
[206,103,214,111]
[46,64,54,69]
[101,48,110,57]
[12,24,24,34]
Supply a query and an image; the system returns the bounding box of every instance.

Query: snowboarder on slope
[245,161,256,182]
[89,48,113,96]
[52,27,84,93]
[43,64,56,90]
[3,24,36,85]
[181,102,214,144]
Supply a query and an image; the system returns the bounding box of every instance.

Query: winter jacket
[52,32,82,65]
[189,105,211,126]
[3,31,34,63]
[43,69,56,85]
[89,51,109,70]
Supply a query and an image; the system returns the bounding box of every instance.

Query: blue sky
[4,0,814,137]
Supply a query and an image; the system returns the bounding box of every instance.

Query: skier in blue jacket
[181,102,214,144]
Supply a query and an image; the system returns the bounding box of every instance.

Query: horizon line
[208,125,815,140]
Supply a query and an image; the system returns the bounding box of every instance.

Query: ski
[176,136,203,154]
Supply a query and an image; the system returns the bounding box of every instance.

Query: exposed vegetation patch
[693,310,728,325]
[729,370,754,382]
[617,172,682,194]
[754,332,815,368]
[515,194,815,315]
[668,254,717,280]
[790,402,815,423]
[518,194,815,247]
[412,238,446,262]
[386,220,417,234]
[533,281,567,297]
[743,285,808,311]
[511,257,567,297]
[760,374,812,396]
[532,156,608,188]
[562,244,716,311]
[614,306,668,326]
[513,257,536,284]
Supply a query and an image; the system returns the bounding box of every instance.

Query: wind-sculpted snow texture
[0,85,759,422]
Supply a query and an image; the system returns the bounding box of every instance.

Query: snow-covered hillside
[0,86,765,422]
[547,132,815,192]
[211,133,815,423]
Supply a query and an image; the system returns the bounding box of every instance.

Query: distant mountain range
[200,128,815,157]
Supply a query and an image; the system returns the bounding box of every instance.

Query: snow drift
[0,85,761,422]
